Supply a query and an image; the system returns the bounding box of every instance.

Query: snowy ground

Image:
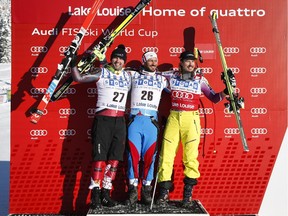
[0,63,10,216]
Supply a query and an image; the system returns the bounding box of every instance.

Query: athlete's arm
[201,77,226,103]
[71,66,101,83]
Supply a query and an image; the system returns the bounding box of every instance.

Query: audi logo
[229,67,240,74]
[87,88,98,94]
[87,129,92,136]
[87,108,97,115]
[234,87,240,94]
[250,88,267,94]
[201,128,213,135]
[224,107,232,114]
[30,88,47,95]
[64,88,76,95]
[201,67,213,74]
[250,67,267,74]
[41,109,48,116]
[59,46,69,54]
[30,46,48,54]
[142,47,159,53]
[251,128,268,135]
[224,128,240,134]
[223,47,239,54]
[59,129,76,136]
[250,47,266,54]
[125,47,132,53]
[199,108,213,115]
[169,47,185,54]
[59,108,76,115]
[251,108,267,115]
[172,91,194,99]
[30,129,48,136]
[30,67,48,74]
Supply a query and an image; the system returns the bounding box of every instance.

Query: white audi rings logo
[201,67,213,74]
[169,47,185,54]
[224,107,231,114]
[199,108,213,114]
[172,91,193,99]
[59,46,69,54]
[59,108,76,115]
[251,108,267,115]
[250,67,267,74]
[125,47,132,53]
[87,88,97,94]
[223,47,239,54]
[142,47,159,53]
[250,88,267,94]
[230,67,240,74]
[250,47,266,54]
[234,87,240,94]
[251,128,268,135]
[30,88,47,94]
[87,108,97,115]
[87,129,92,136]
[201,128,213,135]
[224,128,240,134]
[30,46,48,53]
[59,129,76,136]
[64,88,76,94]
[30,67,48,74]
[30,129,48,136]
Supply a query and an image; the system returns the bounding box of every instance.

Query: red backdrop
[11,0,287,215]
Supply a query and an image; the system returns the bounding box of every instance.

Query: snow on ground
[0,63,11,160]
[0,63,10,216]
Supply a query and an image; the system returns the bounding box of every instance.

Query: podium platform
[87,200,209,215]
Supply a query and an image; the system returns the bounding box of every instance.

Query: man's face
[181,59,196,73]
[144,57,158,72]
[111,57,125,71]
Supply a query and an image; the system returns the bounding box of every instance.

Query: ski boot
[182,184,193,208]
[101,188,117,207]
[182,177,197,208]
[90,187,102,209]
[125,185,138,206]
[141,185,152,205]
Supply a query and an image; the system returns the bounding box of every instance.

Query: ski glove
[221,69,236,95]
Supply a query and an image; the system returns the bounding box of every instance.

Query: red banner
[11,0,287,214]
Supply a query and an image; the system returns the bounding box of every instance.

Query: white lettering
[138,29,158,38]
[142,7,186,17]
[210,8,266,17]
[32,28,58,36]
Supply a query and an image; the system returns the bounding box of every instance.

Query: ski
[30,0,105,124]
[209,12,249,152]
[50,0,152,102]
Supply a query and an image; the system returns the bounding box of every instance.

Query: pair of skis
[30,0,152,124]
[209,12,249,152]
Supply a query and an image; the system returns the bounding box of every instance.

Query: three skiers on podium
[70,45,236,208]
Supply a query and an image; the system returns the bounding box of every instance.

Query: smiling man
[71,44,131,209]
[125,51,169,206]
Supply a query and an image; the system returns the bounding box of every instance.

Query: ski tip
[30,109,44,124]
[212,12,218,20]
[30,113,41,124]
